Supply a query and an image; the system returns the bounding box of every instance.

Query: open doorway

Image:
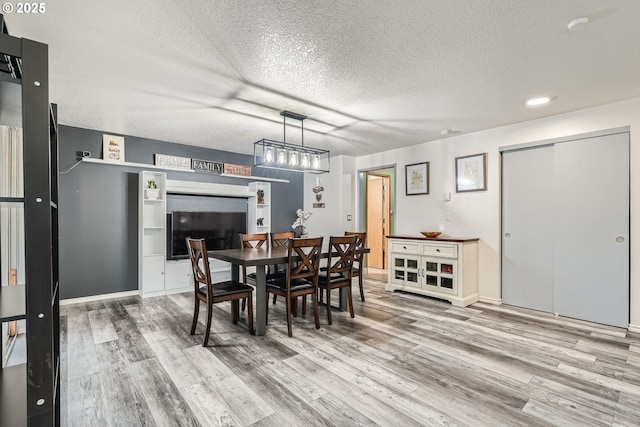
[358,165,395,279]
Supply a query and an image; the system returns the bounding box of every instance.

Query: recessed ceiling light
[568,17,589,31]
[526,96,554,107]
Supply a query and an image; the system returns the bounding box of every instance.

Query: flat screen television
[168,211,247,259]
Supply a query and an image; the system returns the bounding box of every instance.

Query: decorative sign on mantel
[224,163,251,177]
[192,158,224,175]
[155,154,192,170]
[153,153,254,177]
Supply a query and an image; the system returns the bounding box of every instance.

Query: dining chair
[186,237,254,346]
[265,237,323,337]
[239,233,269,311]
[269,231,295,305]
[345,231,367,301]
[318,235,357,325]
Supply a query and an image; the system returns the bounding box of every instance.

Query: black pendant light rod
[280,110,307,147]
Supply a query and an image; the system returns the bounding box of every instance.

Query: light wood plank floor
[58,277,640,426]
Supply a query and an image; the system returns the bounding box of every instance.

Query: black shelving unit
[0,13,60,426]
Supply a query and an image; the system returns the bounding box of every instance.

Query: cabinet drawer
[422,243,457,258]
[391,241,420,254]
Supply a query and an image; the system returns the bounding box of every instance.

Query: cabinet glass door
[392,255,420,286]
[422,258,456,293]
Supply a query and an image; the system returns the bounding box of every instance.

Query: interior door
[553,132,629,327]
[367,175,384,268]
[502,146,555,312]
[382,175,390,268]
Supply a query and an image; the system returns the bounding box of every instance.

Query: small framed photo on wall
[102,134,125,163]
[455,153,487,192]
[405,162,429,195]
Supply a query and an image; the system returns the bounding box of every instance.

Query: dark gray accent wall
[58,125,303,299]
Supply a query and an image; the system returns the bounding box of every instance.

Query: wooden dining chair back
[265,237,323,337]
[268,231,295,305]
[270,231,295,248]
[186,238,254,346]
[240,233,268,249]
[318,235,358,325]
[345,231,367,301]
[238,233,268,310]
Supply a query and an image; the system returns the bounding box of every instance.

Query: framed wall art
[102,134,125,163]
[405,162,429,195]
[455,153,487,192]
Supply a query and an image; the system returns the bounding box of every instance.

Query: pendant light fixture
[254,111,330,174]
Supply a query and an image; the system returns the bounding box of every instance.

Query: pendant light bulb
[264,146,274,163]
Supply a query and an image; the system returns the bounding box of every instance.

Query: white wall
[303,155,353,238]
[310,97,640,330]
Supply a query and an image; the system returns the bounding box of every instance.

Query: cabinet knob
[403,246,407,250]
[504,233,511,238]
[616,236,625,243]
[436,249,440,252]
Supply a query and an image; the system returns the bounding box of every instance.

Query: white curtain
[1,125,25,359]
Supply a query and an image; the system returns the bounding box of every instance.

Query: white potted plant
[145,179,160,200]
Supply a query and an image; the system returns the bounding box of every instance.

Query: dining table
[209,245,369,336]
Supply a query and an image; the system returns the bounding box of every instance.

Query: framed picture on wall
[455,153,487,192]
[405,162,429,195]
[102,134,125,163]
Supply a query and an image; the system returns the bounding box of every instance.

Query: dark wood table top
[209,246,369,266]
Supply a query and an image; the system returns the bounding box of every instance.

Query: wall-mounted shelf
[81,158,289,183]
[81,157,194,172]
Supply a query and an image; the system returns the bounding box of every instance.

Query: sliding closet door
[553,132,629,327]
[502,146,555,312]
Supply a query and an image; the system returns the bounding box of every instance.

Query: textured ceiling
[5,0,640,157]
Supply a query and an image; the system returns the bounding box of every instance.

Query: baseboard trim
[60,290,139,306]
[629,323,640,333]
[478,296,503,305]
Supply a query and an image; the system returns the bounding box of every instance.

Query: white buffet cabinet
[386,235,479,307]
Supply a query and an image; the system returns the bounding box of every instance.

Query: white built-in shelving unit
[247,182,271,234]
[138,171,167,297]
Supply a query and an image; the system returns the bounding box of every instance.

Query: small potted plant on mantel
[146,179,159,200]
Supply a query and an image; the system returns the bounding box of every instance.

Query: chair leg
[232,300,239,324]
[358,270,365,302]
[326,287,332,325]
[348,286,355,318]
[319,288,324,304]
[272,294,277,304]
[313,290,320,329]
[241,297,246,312]
[203,303,213,347]
[302,294,307,317]
[247,293,255,335]
[286,295,293,337]
[292,297,298,318]
[190,298,200,335]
